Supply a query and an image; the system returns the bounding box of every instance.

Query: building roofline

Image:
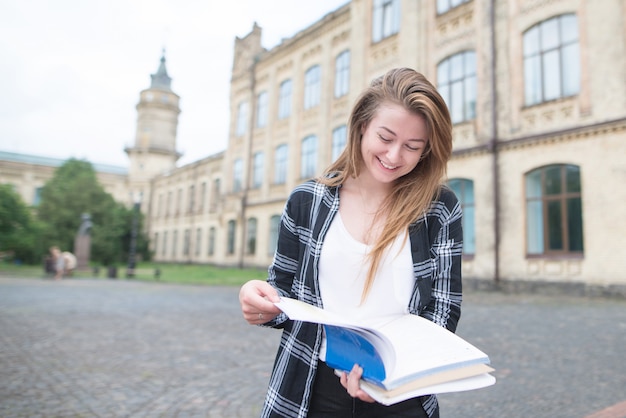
[0,150,128,176]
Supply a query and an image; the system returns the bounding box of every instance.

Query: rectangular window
[437,0,470,15]
[523,14,580,106]
[332,125,347,161]
[236,101,248,136]
[437,51,476,124]
[227,220,236,255]
[268,215,281,256]
[209,178,220,212]
[199,182,206,213]
[304,65,321,110]
[233,158,243,192]
[188,185,195,213]
[252,152,264,189]
[256,91,268,128]
[301,135,318,179]
[372,0,400,43]
[448,179,475,255]
[195,228,202,256]
[525,165,583,255]
[208,227,216,256]
[183,229,190,256]
[278,79,292,119]
[176,189,182,216]
[274,144,288,184]
[334,51,350,98]
[247,218,257,255]
[33,187,43,206]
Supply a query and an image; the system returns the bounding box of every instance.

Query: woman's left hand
[339,364,376,403]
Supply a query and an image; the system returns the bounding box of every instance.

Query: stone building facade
[2,0,625,290]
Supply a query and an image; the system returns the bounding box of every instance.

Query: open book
[275,297,496,405]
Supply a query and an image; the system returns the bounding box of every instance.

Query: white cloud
[0,0,348,167]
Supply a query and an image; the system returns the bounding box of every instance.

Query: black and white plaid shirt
[260,179,463,418]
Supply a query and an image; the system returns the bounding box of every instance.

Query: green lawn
[0,262,268,287]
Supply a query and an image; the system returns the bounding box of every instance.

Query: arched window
[523,14,580,106]
[372,0,400,43]
[437,0,471,15]
[526,164,583,255]
[437,51,476,124]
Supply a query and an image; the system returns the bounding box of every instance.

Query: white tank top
[317,213,414,360]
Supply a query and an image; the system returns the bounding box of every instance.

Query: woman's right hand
[239,280,281,325]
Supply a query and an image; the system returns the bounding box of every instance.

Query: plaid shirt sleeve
[418,186,464,332]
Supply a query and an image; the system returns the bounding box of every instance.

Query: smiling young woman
[239,68,461,418]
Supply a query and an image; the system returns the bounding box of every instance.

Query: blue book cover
[323,324,386,385]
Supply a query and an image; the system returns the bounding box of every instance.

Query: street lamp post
[126,193,141,278]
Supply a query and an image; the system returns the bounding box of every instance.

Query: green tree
[0,184,45,263]
[37,159,150,266]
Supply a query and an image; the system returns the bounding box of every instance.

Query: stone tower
[125,51,181,207]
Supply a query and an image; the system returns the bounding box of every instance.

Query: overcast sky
[0,0,348,168]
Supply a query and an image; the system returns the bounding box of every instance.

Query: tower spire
[150,49,172,91]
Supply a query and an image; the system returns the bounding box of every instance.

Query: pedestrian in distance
[50,246,66,280]
[239,67,463,418]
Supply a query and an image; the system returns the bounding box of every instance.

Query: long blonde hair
[319,68,453,301]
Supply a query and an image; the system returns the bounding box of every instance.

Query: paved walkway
[0,277,624,418]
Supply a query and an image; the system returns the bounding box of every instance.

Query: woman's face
[359,102,428,185]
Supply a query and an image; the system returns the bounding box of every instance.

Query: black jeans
[308,361,434,417]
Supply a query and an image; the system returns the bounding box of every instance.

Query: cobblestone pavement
[0,276,624,418]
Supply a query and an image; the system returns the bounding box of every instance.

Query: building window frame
[278,79,292,119]
[525,164,584,256]
[252,152,264,189]
[437,0,471,15]
[300,135,318,179]
[268,215,281,257]
[256,90,268,128]
[233,158,243,192]
[331,125,347,162]
[195,227,202,256]
[334,50,350,98]
[448,178,476,255]
[304,65,321,110]
[227,220,236,255]
[246,217,257,255]
[274,144,288,185]
[208,227,216,256]
[523,14,580,106]
[437,50,477,124]
[372,0,400,43]
[236,101,248,136]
